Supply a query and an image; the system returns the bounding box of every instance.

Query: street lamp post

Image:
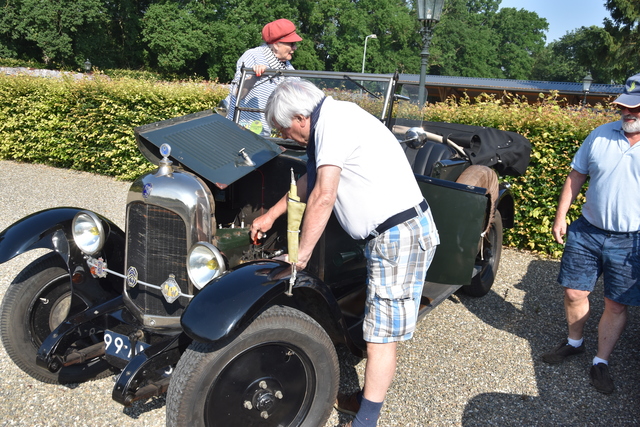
[582,72,593,106]
[84,59,92,74]
[417,0,445,107]
[361,34,377,73]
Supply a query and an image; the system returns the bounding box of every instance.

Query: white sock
[593,356,608,365]
[567,337,583,347]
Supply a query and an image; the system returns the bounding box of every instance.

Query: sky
[499,0,611,43]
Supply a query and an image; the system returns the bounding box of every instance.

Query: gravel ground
[0,160,638,427]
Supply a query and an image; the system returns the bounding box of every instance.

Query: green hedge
[0,73,227,180]
[0,74,618,256]
[418,93,616,257]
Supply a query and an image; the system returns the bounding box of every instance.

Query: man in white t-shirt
[542,73,640,395]
[250,79,439,427]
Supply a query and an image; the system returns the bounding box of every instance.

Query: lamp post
[417,0,445,107]
[84,59,92,74]
[361,34,377,73]
[582,72,593,106]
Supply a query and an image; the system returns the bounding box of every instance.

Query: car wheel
[0,252,114,384]
[463,210,503,297]
[166,305,339,427]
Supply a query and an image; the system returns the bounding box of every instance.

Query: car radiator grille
[125,202,190,317]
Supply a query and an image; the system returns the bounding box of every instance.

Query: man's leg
[550,215,600,355]
[347,342,397,427]
[362,342,397,402]
[589,297,627,394]
[542,287,590,364]
[595,297,627,361]
[565,287,591,340]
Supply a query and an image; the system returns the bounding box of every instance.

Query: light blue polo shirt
[571,120,640,232]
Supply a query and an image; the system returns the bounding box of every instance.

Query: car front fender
[181,260,346,345]
[0,207,125,264]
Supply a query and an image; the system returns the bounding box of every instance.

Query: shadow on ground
[459,257,640,425]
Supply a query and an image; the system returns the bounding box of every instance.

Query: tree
[3,0,109,67]
[429,0,501,77]
[427,0,547,79]
[531,26,615,84]
[0,0,554,81]
[492,7,547,80]
[303,0,422,73]
[142,2,214,75]
[603,0,639,82]
[102,0,151,70]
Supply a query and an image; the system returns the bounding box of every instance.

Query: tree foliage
[0,0,567,83]
[531,26,613,83]
[531,0,639,85]
[0,0,110,66]
[492,7,548,79]
[604,0,640,81]
[428,0,547,79]
[142,2,213,74]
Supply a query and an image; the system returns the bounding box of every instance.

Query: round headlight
[187,242,226,290]
[72,211,105,255]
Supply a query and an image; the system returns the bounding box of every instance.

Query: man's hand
[552,170,587,245]
[552,217,568,244]
[250,214,274,242]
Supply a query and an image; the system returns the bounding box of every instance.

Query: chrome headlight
[187,242,226,290]
[72,211,105,255]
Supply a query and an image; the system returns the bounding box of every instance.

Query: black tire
[463,210,503,297]
[166,305,339,427]
[0,252,114,383]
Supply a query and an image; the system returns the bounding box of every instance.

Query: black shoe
[541,340,585,364]
[335,391,360,416]
[590,363,614,394]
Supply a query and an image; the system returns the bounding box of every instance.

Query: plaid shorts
[362,207,438,343]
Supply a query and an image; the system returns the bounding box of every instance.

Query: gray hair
[264,79,325,128]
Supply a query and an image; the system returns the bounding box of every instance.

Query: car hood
[134,110,284,189]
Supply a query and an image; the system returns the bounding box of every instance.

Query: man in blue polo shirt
[542,73,640,394]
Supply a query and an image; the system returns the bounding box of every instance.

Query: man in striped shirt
[225,19,302,136]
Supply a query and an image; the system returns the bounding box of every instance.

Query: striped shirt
[225,45,293,136]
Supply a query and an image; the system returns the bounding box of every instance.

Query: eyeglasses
[618,105,640,114]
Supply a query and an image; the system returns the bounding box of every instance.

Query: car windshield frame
[231,68,400,131]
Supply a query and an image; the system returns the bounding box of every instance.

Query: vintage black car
[0,69,529,426]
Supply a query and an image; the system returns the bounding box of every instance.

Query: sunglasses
[618,105,640,113]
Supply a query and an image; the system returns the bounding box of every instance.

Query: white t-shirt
[571,120,640,232]
[314,97,425,239]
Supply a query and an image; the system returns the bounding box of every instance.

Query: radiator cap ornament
[156,143,174,177]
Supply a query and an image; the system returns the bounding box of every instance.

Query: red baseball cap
[262,19,303,44]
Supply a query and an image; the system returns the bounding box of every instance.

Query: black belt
[367,199,428,240]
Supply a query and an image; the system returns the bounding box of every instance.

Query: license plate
[104,330,150,361]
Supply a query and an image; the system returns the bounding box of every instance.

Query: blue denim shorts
[558,216,640,306]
